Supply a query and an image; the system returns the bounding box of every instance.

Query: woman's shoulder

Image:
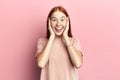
[69,36,82,51]
[38,37,48,41]
[37,37,48,45]
[69,37,80,43]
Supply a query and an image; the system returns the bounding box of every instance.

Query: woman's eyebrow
[51,16,65,19]
[51,17,56,18]
[60,16,65,18]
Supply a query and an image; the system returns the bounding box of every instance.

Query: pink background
[0,0,120,80]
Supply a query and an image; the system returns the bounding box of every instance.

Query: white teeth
[56,27,62,29]
[55,26,63,30]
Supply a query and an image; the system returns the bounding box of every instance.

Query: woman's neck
[54,36,63,41]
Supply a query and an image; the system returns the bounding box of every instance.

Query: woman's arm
[36,18,55,68]
[63,18,83,68]
[64,36,83,68]
[36,36,54,68]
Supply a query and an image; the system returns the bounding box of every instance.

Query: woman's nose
[57,21,61,26]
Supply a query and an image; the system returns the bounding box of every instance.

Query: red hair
[46,6,73,38]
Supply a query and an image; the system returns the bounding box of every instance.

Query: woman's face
[50,11,67,37]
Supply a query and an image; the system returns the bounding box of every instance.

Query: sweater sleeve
[71,37,82,52]
[35,38,47,58]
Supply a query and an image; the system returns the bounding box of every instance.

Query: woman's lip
[54,27,64,33]
[55,28,62,30]
[55,26,64,30]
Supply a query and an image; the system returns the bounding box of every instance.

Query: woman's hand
[48,18,55,38]
[63,17,69,38]
[62,17,71,46]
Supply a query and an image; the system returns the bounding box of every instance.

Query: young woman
[35,6,83,80]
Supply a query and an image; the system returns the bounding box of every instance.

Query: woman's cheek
[51,22,57,27]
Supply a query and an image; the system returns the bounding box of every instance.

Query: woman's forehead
[51,11,66,18]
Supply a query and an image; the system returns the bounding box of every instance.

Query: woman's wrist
[66,43,73,47]
[63,36,72,47]
[50,35,55,39]
[49,35,55,43]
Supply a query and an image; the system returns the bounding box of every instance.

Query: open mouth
[55,26,64,32]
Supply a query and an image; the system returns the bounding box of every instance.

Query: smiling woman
[35,6,83,80]
[50,11,67,36]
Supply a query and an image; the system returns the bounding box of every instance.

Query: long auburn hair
[46,6,73,38]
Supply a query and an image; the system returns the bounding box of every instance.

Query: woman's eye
[61,19,64,21]
[52,19,57,21]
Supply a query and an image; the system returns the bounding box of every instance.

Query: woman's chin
[55,32,63,37]
[54,29,64,37]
